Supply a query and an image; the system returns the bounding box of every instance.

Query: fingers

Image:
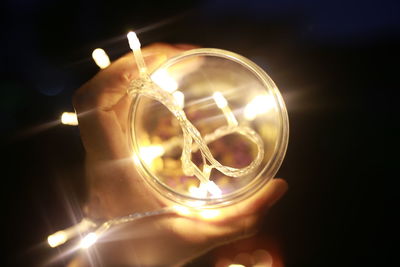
[73,43,191,160]
[247,178,288,211]
[73,43,189,113]
[167,178,287,243]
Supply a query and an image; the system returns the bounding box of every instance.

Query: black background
[1,0,398,266]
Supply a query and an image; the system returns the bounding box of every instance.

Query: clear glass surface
[129,48,289,207]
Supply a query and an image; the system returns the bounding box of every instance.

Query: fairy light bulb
[92,48,110,69]
[48,231,68,248]
[47,219,96,248]
[199,209,220,219]
[127,31,147,76]
[213,91,238,126]
[244,94,275,120]
[151,69,179,93]
[213,91,228,108]
[127,31,141,50]
[172,91,185,109]
[61,112,78,126]
[172,205,191,216]
[139,145,165,165]
[79,232,98,249]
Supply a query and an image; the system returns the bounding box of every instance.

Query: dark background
[1,0,398,266]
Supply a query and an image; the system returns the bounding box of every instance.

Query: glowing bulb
[140,145,165,165]
[199,209,220,219]
[79,232,98,249]
[213,92,228,109]
[189,184,208,198]
[190,165,222,198]
[172,91,185,109]
[228,265,245,267]
[127,31,141,51]
[47,219,96,248]
[206,181,222,197]
[132,153,141,165]
[92,48,110,69]
[61,112,78,126]
[172,205,191,216]
[151,69,179,93]
[47,231,67,248]
[244,94,275,120]
[127,31,147,76]
[213,91,238,126]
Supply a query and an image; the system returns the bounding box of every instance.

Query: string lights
[48,31,283,250]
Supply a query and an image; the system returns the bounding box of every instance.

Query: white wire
[128,76,264,185]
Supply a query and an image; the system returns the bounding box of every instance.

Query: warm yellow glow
[213,91,228,109]
[132,153,141,165]
[228,265,245,267]
[47,231,67,248]
[172,205,191,216]
[206,181,222,197]
[187,182,208,207]
[199,209,220,219]
[127,31,147,76]
[47,219,96,249]
[91,48,110,69]
[172,91,185,109]
[244,94,275,120]
[151,69,179,93]
[127,31,141,50]
[213,91,238,126]
[188,184,208,198]
[61,112,78,126]
[79,232,98,249]
[139,145,165,165]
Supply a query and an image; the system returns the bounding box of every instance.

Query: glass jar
[128,48,289,208]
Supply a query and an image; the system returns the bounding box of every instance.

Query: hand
[70,43,288,267]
